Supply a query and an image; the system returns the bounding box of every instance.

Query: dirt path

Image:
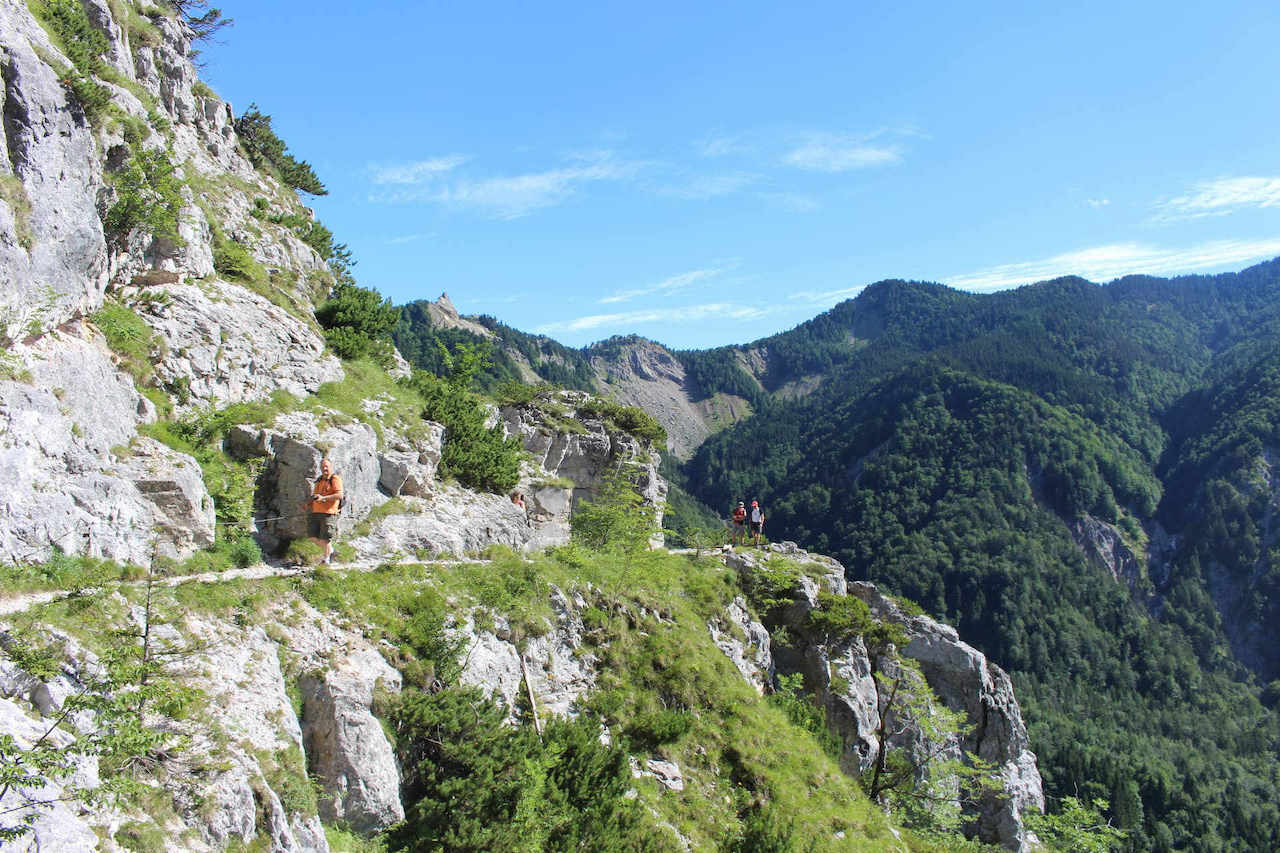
[0,556,488,617]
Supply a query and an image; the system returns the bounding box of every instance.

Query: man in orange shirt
[308,458,344,565]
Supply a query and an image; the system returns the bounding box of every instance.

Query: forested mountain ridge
[682,260,1280,853]
[394,259,1280,851]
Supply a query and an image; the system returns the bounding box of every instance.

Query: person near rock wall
[307,458,344,564]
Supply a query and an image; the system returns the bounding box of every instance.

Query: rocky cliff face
[0,0,341,564]
[725,544,1044,851]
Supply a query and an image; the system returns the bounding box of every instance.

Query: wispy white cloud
[369,152,645,219]
[946,238,1280,293]
[655,173,757,200]
[370,156,468,185]
[1155,177,1280,220]
[789,284,867,304]
[536,302,773,335]
[385,232,435,245]
[600,266,730,305]
[1087,198,1110,208]
[784,133,902,172]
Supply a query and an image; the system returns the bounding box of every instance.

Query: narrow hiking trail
[0,545,761,617]
[0,556,491,617]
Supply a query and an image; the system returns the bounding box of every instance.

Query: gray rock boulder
[226,412,385,549]
[347,487,530,560]
[300,646,404,833]
[458,588,598,722]
[131,283,342,411]
[377,422,443,498]
[0,328,213,564]
[851,581,1045,850]
[113,437,216,558]
[708,596,775,693]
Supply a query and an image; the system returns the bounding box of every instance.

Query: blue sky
[202,0,1280,349]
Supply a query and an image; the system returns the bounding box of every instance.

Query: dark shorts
[749,521,763,534]
[309,512,339,540]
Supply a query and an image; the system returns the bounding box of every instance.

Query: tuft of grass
[93,299,161,383]
[0,175,34,249]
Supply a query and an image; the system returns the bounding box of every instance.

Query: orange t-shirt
[311,474,343,515]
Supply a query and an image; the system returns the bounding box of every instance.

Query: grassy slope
[12,546,997,852]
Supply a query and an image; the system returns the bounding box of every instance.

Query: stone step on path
[0,556,490,617]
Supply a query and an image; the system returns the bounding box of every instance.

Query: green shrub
[407,371,521,494]
[569,464,658,553]
[387,687,662,853]
[93,300,159,382]
[315,281,399,365]
[233,105,327,195]
[30,0,112,120]
[0,176,33,250]
[285,537,324,566]
[577,398,667,446]
[622,708,694,749]
[212,233,266,284]
[104,147,184,244]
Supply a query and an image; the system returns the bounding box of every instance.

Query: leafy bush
[577,398,667,446]
[570,464,658,553]
[622,708,693,748]
[92,300,159,382]
[104,147,184,244]
[233,104,327,195]
[211,233,266,284]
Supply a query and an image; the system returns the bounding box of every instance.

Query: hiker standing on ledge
[749,500,765,547]
[731,501,747,545]
[308,458,343,565]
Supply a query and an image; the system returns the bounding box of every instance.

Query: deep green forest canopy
[682,258,1280,853]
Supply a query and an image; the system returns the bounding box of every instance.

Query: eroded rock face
[299,645,404,832]
[458,586,599,721]
[114,436,216,558]
[131,283,343,411]
[850,582,1045,850]
[1070,515,1145,595]
[0,2,108,341]
[727,544,1044,851]
[501,392,667,547]
[0,329,213,564]
[226,413,385,550]
[707,596,775,694]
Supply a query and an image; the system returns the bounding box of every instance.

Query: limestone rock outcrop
[227,413,385,550]
[726,543,1044,851]
[0,2,108,341]
[0,0,349,565]
[501,390,667,548]
[0,328,213,564]
[130,282,343,410]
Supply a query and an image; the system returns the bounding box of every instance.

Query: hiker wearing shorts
[749,500,765,547]
[308,458,343,564]
[731,501,747,545]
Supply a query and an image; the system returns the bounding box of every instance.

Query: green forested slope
[682,259,1280,853]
